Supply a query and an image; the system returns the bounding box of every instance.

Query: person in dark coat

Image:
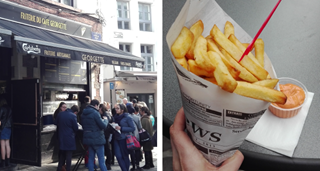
[123,98,135,114]
[113,104,135,171]
[54,105,79,171]
[0,97,12,167]
[140,106,154,169]
[99,103,114,170]
[81,99,108,171]
[78,96,90,123]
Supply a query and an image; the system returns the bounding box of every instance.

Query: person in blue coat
[54,105,79,171]
[113,103,135,171]
[81,99,109,171]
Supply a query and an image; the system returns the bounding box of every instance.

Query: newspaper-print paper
[166,0,277,166]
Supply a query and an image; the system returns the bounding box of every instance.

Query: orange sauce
[272,83,305,109]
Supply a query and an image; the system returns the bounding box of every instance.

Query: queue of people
[52,96,155,171]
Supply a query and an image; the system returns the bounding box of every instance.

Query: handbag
[139,129,152,143]
[126,134,140,150]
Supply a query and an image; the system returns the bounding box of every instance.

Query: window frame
[119,43,133,71]
[52,0,74,7]
[140,45,154,71]
[117,1,131,30]
[138,3,152,32]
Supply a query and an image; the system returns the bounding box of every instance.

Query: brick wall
[8,0,102,33]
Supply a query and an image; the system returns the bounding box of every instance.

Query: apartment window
[117,1,130,30]
[139,3,151,31]
[52,0,73,6]
[119,43,133,71]
[141,45,154,71]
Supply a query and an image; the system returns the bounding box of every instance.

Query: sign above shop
[16,41,144,68]
[0,34,11,48]
[91,32,102,41]
[0,1,92,38]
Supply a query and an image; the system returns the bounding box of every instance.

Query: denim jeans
[114,139,130,171]
[88,145,108,171]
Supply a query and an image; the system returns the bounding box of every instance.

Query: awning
[0,19,144,68]
[0,27,12,48]
[104,71,157,82]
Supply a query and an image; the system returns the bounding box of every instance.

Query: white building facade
[76,0,161,116]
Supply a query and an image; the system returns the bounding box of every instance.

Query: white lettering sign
[0,36,4,45]
[22,43,41,54]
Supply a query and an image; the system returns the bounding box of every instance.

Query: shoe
[1,160,5,168]
[130,168,136,171]
[106,164,112,170]
[5,158,10,167]
[142,165,150,169]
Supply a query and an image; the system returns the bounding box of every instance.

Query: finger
[170,130,182,171]
[219,150,244,171]
[172,107,186,131]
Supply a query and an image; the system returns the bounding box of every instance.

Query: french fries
[254,38,265,67]
[208,51,238,93]
[171,26,194,58]
[234,81,286,104]
[210,25,269,80]
[194,36,215,72]
[188,60,213,77]
[224,21,234,39]
[186,20,204,60]
[253,79,279,89]
[228,34,262,67]
[176,57,189,71]
[171,20,287,104]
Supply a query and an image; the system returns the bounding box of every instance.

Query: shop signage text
[0,36,4,45]
[22,43,41,54]
[0,1,91,38]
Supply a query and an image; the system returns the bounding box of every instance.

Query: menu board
[41,57,87,84]
[115,89,125,104]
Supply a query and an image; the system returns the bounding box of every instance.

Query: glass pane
[126,45,130,52]
[119,44,123,51]
[139,12,143,20]
[146,4,150,12]
[144,13,149,21]
[147,46,153,53]
[117,2,121,9]
[145,23,151,31]
[63,0,71,5]
[147,57,151,64]
[123,2,128,10]
[118,21,122,29]
[118,10,122,18]
[139,3,143,12]
[124,22,129,29]
[143,4,148,12]
[124,11,128,18]
[139,23,144,31]
[147,65,151,71]
[147,13,151,20]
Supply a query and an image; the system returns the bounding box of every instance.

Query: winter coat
[113,113,135,141]
[141,115,153,151]
[54,109,78,150]
[126,102,135,114]
[128,113,142,141]
[0,104,12,129]
[81,105,108,145]
[101,111,114,142]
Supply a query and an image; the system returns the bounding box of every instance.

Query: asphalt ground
[14,147,158,171]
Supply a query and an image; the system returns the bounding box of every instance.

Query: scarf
[114,113,126,124]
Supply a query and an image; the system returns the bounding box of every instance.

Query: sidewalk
[15,147,158,171]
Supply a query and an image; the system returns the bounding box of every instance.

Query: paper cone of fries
[166,0,282,166]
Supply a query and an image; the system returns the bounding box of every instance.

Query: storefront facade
[0,0,144,166]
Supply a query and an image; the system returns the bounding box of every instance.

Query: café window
[52,0,74,7]
[119,43,133,71]
[117,1,130,30]
[141,45,154,71]
[139,3,152,31]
